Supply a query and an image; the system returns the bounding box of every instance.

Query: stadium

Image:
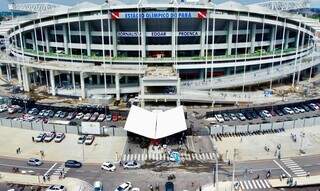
[0,0,320,106]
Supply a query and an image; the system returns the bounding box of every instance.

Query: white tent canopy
[124,106,187,139]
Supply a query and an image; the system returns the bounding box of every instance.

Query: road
[1,154,320,190]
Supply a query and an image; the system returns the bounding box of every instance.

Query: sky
[0,0,319,11]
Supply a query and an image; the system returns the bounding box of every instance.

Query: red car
[112,114,118,122]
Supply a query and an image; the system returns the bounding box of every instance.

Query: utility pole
[232,148,238,191]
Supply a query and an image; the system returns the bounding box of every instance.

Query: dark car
[250,111,259,119]
[301,104,311,112]
[48,110,55,118]
[165,182,174,191]
[222,113,230,121]
[274,109,284,116]
[64,160,82,168]
[243,112,253,120]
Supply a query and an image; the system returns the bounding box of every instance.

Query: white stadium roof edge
[124,105,187,139]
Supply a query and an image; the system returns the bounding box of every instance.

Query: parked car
[83,113,92,121]
[101,162,116,172]
[229,113,237,121]
[283,107,294,115]
[27,158,43,166]
[222,113,230,121]
[54,133,65,143]
[8,105,21,114]
[85,135,95,145]
[123,160,140,169]
[301,104,311,112]
[292,107,300,114]
[75,112,84,119]
[66,112,77,120]
[251,111,259,119]
[114,182,132,191]
[243,112,253,120]
[28,108,39,115]
[55,111,62,118]
[43,110,50,117]
[35,132,46,142]
[59,112,67,118]
[97,114,106,122]
[236,113,246,121]
[261,110,272,118]
[44,132,56,142]
[274,109,284,116]
[78,135,87,144]
[112,114,118,122]
[106,114,112,121]
[46,185,66,191]
[64,160,82,168]
[214,114,224,123]
[94,181,103,191]
[48,110,55,118]
[0,104,8,112]
[90,112,99,121]
[39,109,46,116]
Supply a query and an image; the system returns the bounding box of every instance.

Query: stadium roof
[124,105,187,139]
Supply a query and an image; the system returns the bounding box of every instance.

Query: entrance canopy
[124,105,187,139]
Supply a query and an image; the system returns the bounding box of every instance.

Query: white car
[83,113,92,121]
[123,160,140,169]
[114,182,132,191]
[75,112,84,119]
[46,185,66,191]
[44,132,56,142]
[0,104,8,112]
[97,114,106,122]
[54,133,65,143]
[84,135,95,145]
[261,110,272,118]
[284,107,294,115]
[101,162,116,172]
[106,115,112,121]
[214,114,224,123]
[35,132,46,142]
[27,158,43,166]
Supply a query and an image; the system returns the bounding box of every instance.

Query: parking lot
[0,183,47,191]
[207,100,320,126]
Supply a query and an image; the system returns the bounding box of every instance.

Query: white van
[94,181,103,191]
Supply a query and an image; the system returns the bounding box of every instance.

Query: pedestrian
[18,147,21,154]
[42,175,46,182]
[32,136,34,142]
[128,148,131,154]
[120,160,123,167]
[306,172,310,177]
[46,174,50,181]
[16,148,18,154]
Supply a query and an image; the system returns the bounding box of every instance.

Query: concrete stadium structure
[0,0,320,106]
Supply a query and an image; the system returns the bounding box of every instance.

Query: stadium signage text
[112,10,207,19]
[117,31,201,37]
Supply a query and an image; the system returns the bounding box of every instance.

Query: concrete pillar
[227,21,233,56]
[49,70,56,96]
[176,78,181,106]
[124,76,129,84]
[200,19,206,57]
[200,69,205,80]
[85,22,91,57]
[31,32,36,51]
[22,66,30,92]
[66,73,71,83]
[22,35,26,49]
[270,26,276,52]
[89,75,93,85]
[140,76,145,108]
[285,30,289,50]
[171,16,177,58]
[250,23,256,54]
[115,73,120,101]
[141,19,146,58]
[97,75,101,85]
[17,66,22,84]
[44,28,50,53]
[0,65,2,76]
[111,20,117,57]
[63,24,69,55]
[72,72,76,91]
[80,72,86,99]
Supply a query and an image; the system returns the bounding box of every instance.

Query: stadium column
[200,18,206,57]
[140,75,145,108]
[176,78,181,106]
[44,27,50,53]
[285,29,289,49]
[63,24,69,55]
[49,70,56,96]
[31,32,36,51]
[80,72,86,99]
[115,73,120,101]
[112,20,118,57]
[22,35,26,50]
[16,66,22,85]
[85,22,91,57]
[141,18,146,58]
[171,16,177,58]
[270,26,276,52]
[227,21,233,56]
[21,66,30,92]
[250,23,256,54]
[72,72,76,92]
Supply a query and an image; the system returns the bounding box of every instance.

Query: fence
[208,117,320,135]
[0,118,127,136]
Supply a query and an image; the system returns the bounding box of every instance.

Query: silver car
[123,160,141,169]
[27,158,43,166]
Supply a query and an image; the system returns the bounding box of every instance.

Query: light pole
[232,149,238,191]
[299,132,305,154]
[212,150,219,191]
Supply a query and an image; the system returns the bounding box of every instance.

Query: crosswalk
[52,163,69,177]
[122,152,216,162]
[280,158,307,177]
[236,179,271,190]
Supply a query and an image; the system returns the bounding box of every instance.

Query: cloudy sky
[0,0,319,11]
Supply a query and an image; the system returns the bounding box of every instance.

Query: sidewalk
[0,171,93,191]
[0,126,127,163]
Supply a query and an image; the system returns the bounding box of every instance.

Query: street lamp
[212,147,219,191]
[299,132,305,154]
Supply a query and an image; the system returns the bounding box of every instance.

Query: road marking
[259,179,266,188]
[243,181,249,189]
[44,163,57,176]
[247,180,253,189]
[273,160,292,178]
[240,181,245,189]
[264,179,270,188]
[251,180,257,189]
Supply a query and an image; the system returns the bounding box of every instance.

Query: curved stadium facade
[0,1,320,105]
